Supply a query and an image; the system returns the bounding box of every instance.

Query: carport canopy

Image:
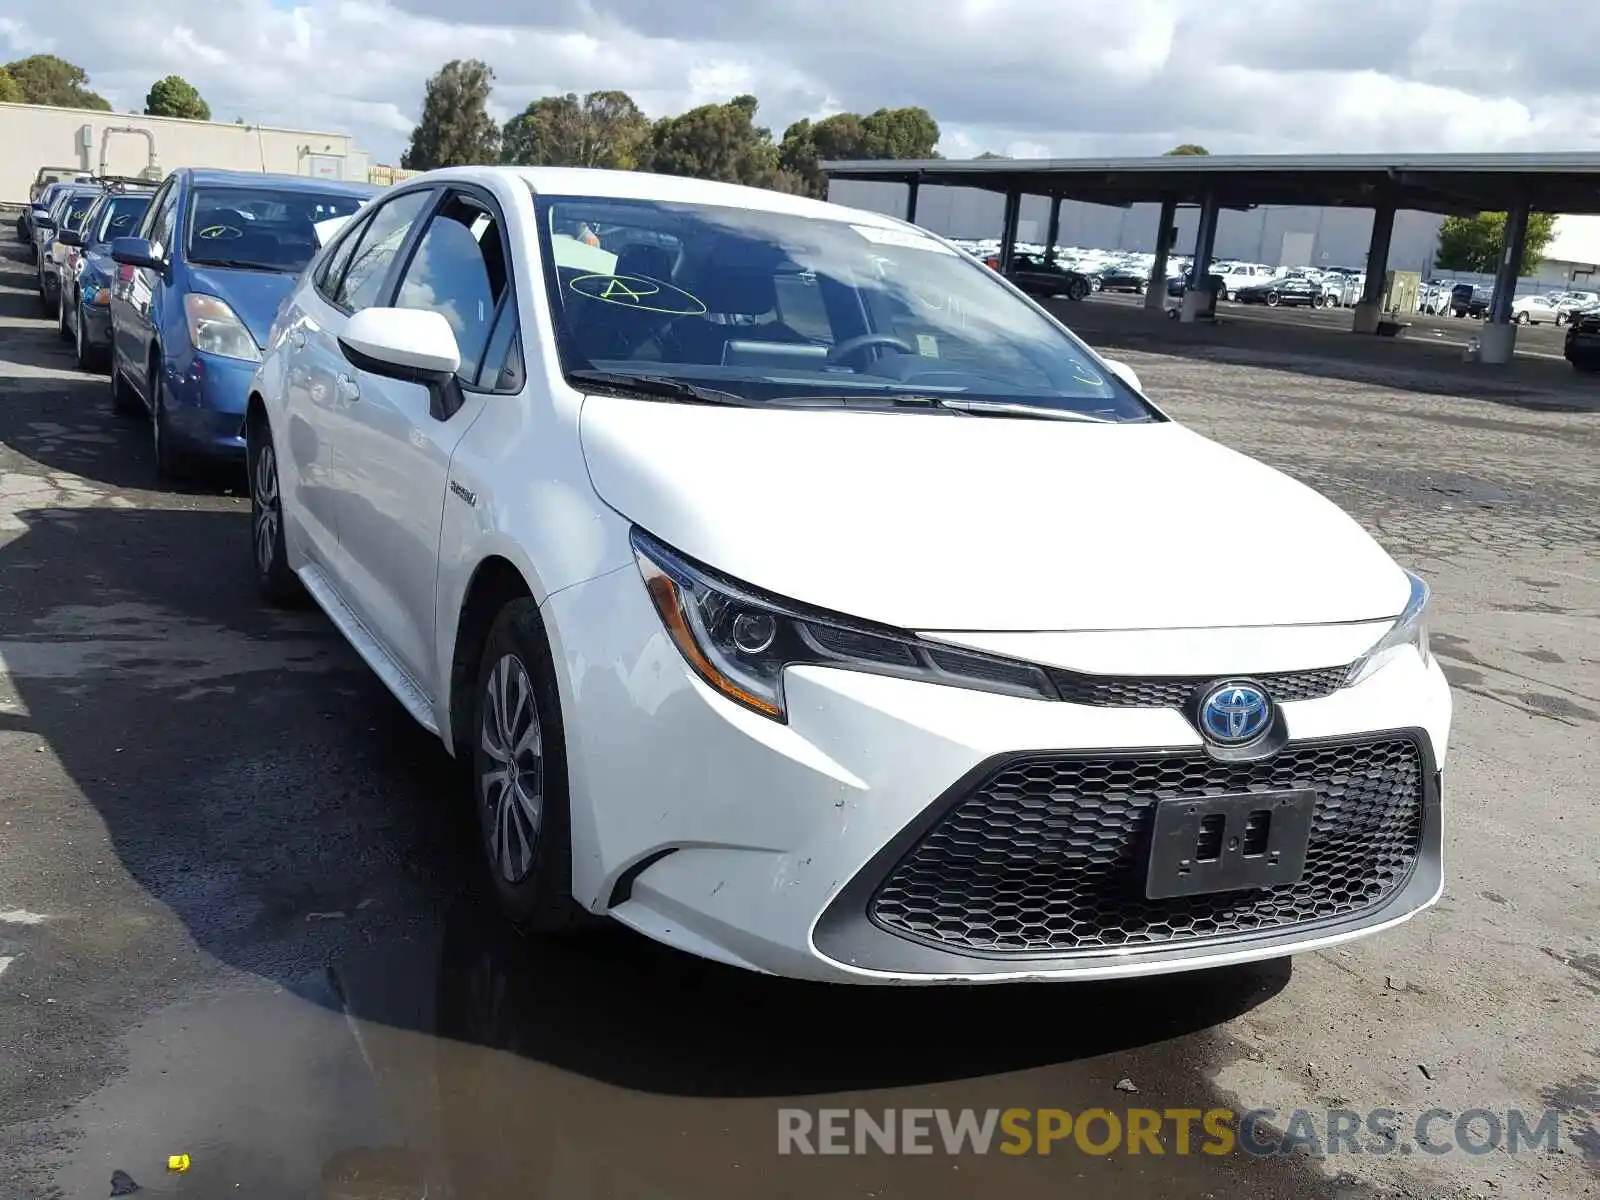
[818,151,1600,216]
[820,151,1600,348]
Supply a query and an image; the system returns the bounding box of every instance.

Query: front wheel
[473,601,585,932]
[247,416,304,607]
[1516,311,1530,325]
[1265,292,1281,307]
[150,369,186,481]
[56,287,70,342]
[1066,277,1090,302]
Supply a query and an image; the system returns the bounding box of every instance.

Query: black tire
[246,415,305,607]
[1067,276,1090,302]
[1570,357,1600,374]
[109,361,141,415]
[1266,291,1280,307]
[56,287,70,342]
[472,600,584,932]
[73,299,98,371]
[150,364,186,481]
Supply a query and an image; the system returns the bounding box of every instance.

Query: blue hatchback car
[109,168,377,478]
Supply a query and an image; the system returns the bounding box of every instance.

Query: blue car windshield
[63,194,99,231]
[95,195,152,245]
[186,186,368,273]
[532,192,1158,421]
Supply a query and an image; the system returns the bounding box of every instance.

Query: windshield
[186,185,369,273]
[63,193,100,232]
[532,193,1157,421]
[95,195,152,245]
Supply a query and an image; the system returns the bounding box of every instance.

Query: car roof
[403,164,920,233]
[179,167,380,197]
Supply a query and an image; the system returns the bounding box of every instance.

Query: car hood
[186,266,297,348]
[578,398,1410,632]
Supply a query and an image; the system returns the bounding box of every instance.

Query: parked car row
[14,167,381,475]
[16,163,1454,982]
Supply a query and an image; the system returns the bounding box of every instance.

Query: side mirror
[337,308,464,421]
[55,229,83,248]
[1102,358,1143,394]
[33,214,55,231]
[110,236,165,272]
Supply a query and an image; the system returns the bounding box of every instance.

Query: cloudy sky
[4,0,1600,165]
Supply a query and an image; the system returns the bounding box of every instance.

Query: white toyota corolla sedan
[246,165,1451,984]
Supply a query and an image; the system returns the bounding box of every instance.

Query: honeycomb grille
[1047,665,1349,708]
[870,737,1425,955]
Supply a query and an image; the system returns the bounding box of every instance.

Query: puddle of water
[24,902,1372,1200]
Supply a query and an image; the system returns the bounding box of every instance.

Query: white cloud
[5,0,1600,164]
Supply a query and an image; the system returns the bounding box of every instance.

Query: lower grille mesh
[870,737,1425,954]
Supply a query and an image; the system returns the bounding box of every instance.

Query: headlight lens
[1345,570,1431,687]
[185,293,261,362]
[631,528,1056,721]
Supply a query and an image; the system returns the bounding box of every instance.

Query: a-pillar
[1352,202,1396,333]
[1479,201,1529,364]
[1044,193,1062,260]
[904,177,920,225]
[1146,196,1177,311]
[1180,191,1219,323]
[999,187,1022,273]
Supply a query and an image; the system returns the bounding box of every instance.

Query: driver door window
[393,193,509,383]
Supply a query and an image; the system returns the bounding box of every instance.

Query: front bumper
[162,350,255,459]
[544,565,1453,984]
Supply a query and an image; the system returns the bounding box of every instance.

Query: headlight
[1345,570,1432,687]
[185,293,261,362]
[631,528,1056,721]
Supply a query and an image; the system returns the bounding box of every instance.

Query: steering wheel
[827,333,915,365]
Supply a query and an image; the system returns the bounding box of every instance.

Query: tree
[1434,211,1557,276]
[502,89,650,170]
[974,150,1011,160]
[3,54,111,110]
[1164,144,1209,155]
[401,59,499,170]
[648,94,780,187]
[145,75,211,121]
[0,67,22,103]
[778,107,940,197]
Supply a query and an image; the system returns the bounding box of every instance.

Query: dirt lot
[0,239,1596,1199]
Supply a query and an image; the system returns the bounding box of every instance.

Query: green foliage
[1164,144,1209,155]
[3,54,111,110]
[144,75,211,121]
[502,89,651,170]
[1433,211,1557,275]
[648,94,782,187]
[778,107,940,196]
[974,150,1011,160]
[0,67,22,104]
[401,59,500,170]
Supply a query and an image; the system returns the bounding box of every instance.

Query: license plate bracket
[1145,790,1314,900]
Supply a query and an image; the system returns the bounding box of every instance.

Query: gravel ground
[0,239,1595,1200]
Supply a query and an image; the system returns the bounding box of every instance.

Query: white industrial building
[0,101,372,202]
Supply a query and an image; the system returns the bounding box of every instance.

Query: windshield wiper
[189,258,289,272]
[768,393,1111,421]
[933,398,1114,422]
[565,369,753,407]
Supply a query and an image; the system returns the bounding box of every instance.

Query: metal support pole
[1044,194,1062,260]
[1180,190,1219,323]
[1146,196,1176,311]
[1489,202,1529,325]
[999,188,1022,273]
[904,177,920,225]
[1352,202,1396,333]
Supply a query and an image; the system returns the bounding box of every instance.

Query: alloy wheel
[252,441,281,575]
[479,653,544,884]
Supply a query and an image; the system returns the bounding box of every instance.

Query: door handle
[335,373,361,403]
